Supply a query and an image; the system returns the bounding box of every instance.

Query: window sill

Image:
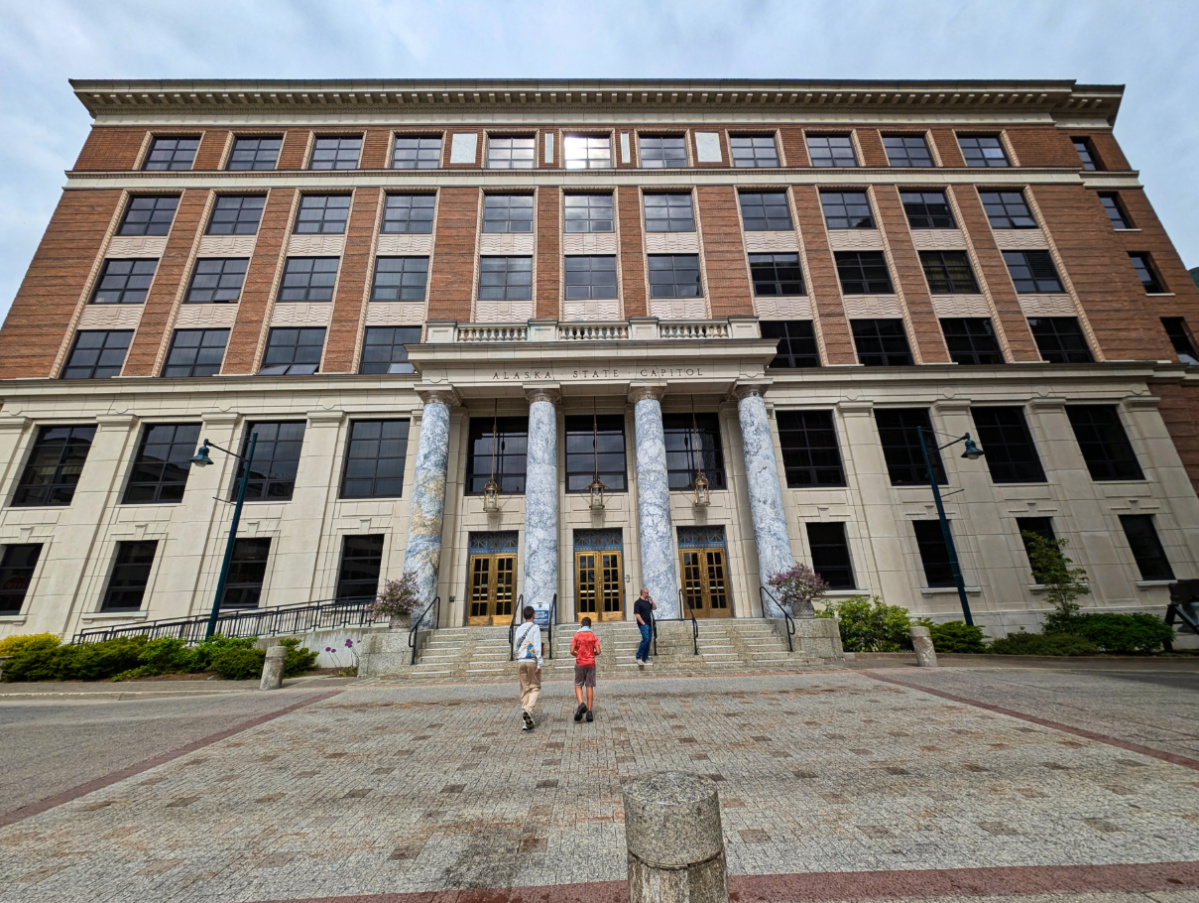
[0,615,27,624]
[79,611,149,621]
[1146,293,1175,297]
[1114,227,1142,232]
[920,586,981,596]
[1136,580,1176,589]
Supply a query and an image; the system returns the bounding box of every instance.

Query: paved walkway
[0,668,1197,902]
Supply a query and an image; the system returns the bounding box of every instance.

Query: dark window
[359,326,420,375]
[478,257,532,300]
[341,420,410,498]
[370,257,429,301]
[1003,250,1063,293]
[883,135,934,167]
[639,135,687,168]
[806,134,856,167]
[913,521,955,586]
[392,135,442,169]
[1129,252,1165,293]
[663,413,726,491]
[227,136,281,171]
[62,331,132,379]
[940,318,1004,365]
[564,415,627,492]
[163,329,228,378]
[482,194,534,233]
[488,135,535,169]
[0,544,42,613]
[835,251,893,294]
[123,423,201,504]
[221,538,270,609]
[749,254,805,297]
[564,256,618,300]
[761,321,819,368]
[1162,317,1199,365]
[1028,317,1093,364]
[563,193,614,233]
[337,535,385,601]
[806,522,855,589]
[920,251,979,294]
[730,134,780,168]
[1073,137,1100,171]
[1066,405,1143,481]
[852,320,912,366]
[277,257,339,302]
[1119,514,1174,581]
[563,135,611,169]
[185,258,248,303]
[91,259,157,305]
[971,407,1045,483]
[958,134,1009,167]
[777,410,844,486]
[207,195,265,235]
[1099,193,1131,229]
[310,136,361,170]
[238,422,307,500]
[1015,517,1056,582]
[118,195,179,236]
[259,328,325,376]
[875,409,945,485]
[979,190,1037,229]
[644,193,695,232]
[901,191,955,229]
[466,417,528,494]
[739,191,792,231]
[381,194,435,234]
[294,194,351,234]
[12,425,96,507]
[820,191,874,229]
[144,137,198,171]
[101,541,157,611]
[648,255,702,298]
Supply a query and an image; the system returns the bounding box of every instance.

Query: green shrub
[0,633,61,657]
[279,638,318,677]
[817,595,912,652]
[4,636,149,682]
[210,646,267,680]
[1059,613,1175,654]
[988,631,1100,656]
[191,635,256,672]
[916,619,988,653]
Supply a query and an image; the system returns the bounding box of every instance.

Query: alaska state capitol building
[0,78,1196,647]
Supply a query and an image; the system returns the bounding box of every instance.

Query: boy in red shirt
[570,616,601,723]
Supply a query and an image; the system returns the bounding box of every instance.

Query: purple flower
[344,639,354,648]
[325,646,333,652]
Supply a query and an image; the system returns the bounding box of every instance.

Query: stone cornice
[70,78,1124,126]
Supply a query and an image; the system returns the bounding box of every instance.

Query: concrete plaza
[1,666,1198,903]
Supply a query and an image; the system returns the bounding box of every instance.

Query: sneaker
[574,703,587,722]
[586,710,594,723]
[637,659,645,669]
[643,658,654,666]
[522,710,535,731]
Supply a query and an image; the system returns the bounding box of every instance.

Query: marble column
[522,385,560,611]
[631,383,679,618]
[402,389,457,614]
[736,384,798,617]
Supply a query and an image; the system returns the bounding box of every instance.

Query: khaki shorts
[574,665,596,688]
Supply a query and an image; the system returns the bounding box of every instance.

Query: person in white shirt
[512,605,543,731]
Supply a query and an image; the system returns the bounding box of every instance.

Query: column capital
[524,382,561,405]
[732,379,773,401]
[416,384,462,407]
[1122,393,1162,411]
[628,381,668,404]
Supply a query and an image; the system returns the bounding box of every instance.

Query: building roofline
[68,78,1125,125]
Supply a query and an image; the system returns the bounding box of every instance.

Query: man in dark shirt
[633,587,656,667]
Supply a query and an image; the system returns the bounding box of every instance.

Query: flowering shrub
[369,573,420,621]
[767,563,828,617]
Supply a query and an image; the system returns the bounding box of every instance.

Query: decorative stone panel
[842,294,903,317]
[450,132,478,164]
[478,233,535,254]
[754,296,812,319]
[77,305,145,330]
[929,294,992,317]
[828,230,884,251]
[475,300,533,322]
[695,132,722,162]
[376,234,433,255]
[910,229,966,251]
[106,236,168,258]
[743,231,799,252]
[174,304,238,328]
[365,302,426,326]
[650,299,707,319]
[270,302,333,326]
[563,300,622,320]
[993,229,1049,250]
[286,234,346,255]
[197,235,257,256]
[1018,294,1077,316]
[562,233,619,254]
[644,232,700,253]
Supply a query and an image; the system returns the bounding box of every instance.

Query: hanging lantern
[692,471,711,507]
[588,474,607,511]
[483,401,501,512]
[588,404,606,510]
[690,399,710,507]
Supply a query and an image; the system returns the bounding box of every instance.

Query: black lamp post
[190,434,258,639]
[916,426,984,627]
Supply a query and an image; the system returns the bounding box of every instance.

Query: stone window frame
[380,192,437,234]
[1128,251,1167,294]
[100,540,159,612]
[339,420,411,499]
[336,534,386,600]
[775,409,845,487]
[0,543,43,615]
[939,318,1005,365]
[485,132,538,170]
[738,190,794,231]
[804,132,858,168]
[90,259,159,305]
[835,251,894,295]
[563,255,619,302]
[477,256,533,302]
[225,135,283,171]
[662,412,727,492]
[1065,404,1145,482]
[122,422,203,505]
[258,327,327,375]
[561,132,614,170]
[117,195,180,237]
[358,326,421,374]
[647,254,704,300]
[562,191,616,234]
[61,330,134,379]
[874,408,946,486]
[1072,136,1102,171]
[749,254,805,298]
[221,537,272,609]
[636,132,691,169]
[642,191,696,233]
[141,135,201,171]
[10,424,97,508]
[235,421,308,500]
[900,189,956,229]
[1098,193,1133,230]
[369,257,430,303]
[206,193,267,236]
[1119,514,1174,581]
[1027,316,1094,364]
[881,133,937,168]
[920,251,980,294]
[956,132,1016,168]
[912,520,955,587]
[564,414,628,493]
[728,131,783,168]
[465,416,529,496]
[162,328,230,378]
[819,189,875,230]
[482,192,535,234]
[805,522,857,590]
[969,406,1047,484]
[978,189,1038,230]
[293,194,353,235]
[390,132,445,170]
[276,257,341,303]
[185,258,249,304]
[851,319,913,367]
[307,133,364,171]
[761,320,819,368]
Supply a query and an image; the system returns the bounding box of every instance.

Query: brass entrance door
[576,549,624,621]
[679,547,732,619]
[467,553,516,625]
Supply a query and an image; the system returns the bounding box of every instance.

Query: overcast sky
[2,0,1198,320]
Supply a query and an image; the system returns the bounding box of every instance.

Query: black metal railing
[760,585,795,653]
[73,596,379,645]
[546,593,557,660]
[407,594,440,665]
[508,594,525,661]
[678,589,700,655]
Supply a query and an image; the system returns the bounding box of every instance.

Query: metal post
[205,433,257,639]
[918,427,973,627]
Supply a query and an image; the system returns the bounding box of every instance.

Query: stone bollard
[910,625,938,668]
[259,645,287,690]
[623,771,728,903]
[0,656,10,682]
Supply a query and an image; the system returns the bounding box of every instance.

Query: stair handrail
[508,594,524,661]
[546,593,557,660]
[759,585,795,653]
[678,589,700,656]
[407,594,440,665]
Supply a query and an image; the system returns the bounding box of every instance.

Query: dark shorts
[574,664,596,688]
